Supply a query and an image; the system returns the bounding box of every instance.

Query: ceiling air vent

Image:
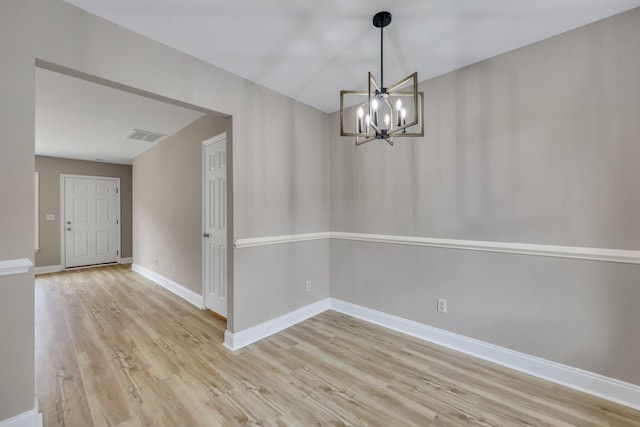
[126,129,166,143]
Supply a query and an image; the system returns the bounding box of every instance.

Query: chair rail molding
[0,258,34,277]
[235,231,640,264]
[235,232,330,248]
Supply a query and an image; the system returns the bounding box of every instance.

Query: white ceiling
[63,0,640,113]
[36,68,205,165]
[37,1,640,164]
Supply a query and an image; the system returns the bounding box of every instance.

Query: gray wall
[235,240,330,331]
[133,114,230,295]
[133,105,331,331]
[3,0,637,422]
[0,0,37,419]
[330,9,640,386]
[0,0,329,421]
[35,155,133,267]
[230,91,331,330]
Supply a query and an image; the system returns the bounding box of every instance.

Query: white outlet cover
[45,214,55,221]
[437,298,447,313]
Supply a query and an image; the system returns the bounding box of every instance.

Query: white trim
[235,231,640,264]
[235,232,331,249]
[0,259,33,277]
[34,172,39,253]
[34,264,63,275]
[219,295,640,410]
[131,263,203,309]
[223,299,330,351]
[202,132,226,147]
[329,298,640,412]
[332,232,640,264]
[0,398,42,427]
[118,257,132,264]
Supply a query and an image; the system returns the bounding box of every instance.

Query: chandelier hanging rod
[373,11,392,93]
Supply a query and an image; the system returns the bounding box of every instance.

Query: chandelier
[340,11,424,146]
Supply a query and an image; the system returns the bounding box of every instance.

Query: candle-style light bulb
[365,114,370,133]
[395,99,403,126]
[384,113,390,130]
[357,107,364,133]
[371,99,379,126]
[401,108,407,133]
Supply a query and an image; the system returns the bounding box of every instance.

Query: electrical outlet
[437,298,447,313]
[306,280,312,292]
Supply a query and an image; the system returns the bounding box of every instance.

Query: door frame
[60,174,121,269]
[202,132,228,313]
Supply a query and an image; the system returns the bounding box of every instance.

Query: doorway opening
[35,59,233,324]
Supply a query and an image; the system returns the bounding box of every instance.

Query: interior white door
[203,135,227,317]
[64,176,119,268]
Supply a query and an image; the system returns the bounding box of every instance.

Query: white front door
[203,134,227,317]
[64,176,119,268]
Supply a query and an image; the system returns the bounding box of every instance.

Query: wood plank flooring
[35,264,640,426]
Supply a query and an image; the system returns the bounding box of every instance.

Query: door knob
[203,232,210,238]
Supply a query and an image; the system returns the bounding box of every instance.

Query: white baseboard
[131,264,203,309]
[220,296,640,410]
[329,298,640,412]
[35,258,130,275]
[34,265,63,275]
[0,399,42,427]
[224,299,330,351]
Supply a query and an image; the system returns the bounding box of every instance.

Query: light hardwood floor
[35,265,640,426]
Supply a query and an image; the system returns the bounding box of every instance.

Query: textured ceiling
[62,0,640,113]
